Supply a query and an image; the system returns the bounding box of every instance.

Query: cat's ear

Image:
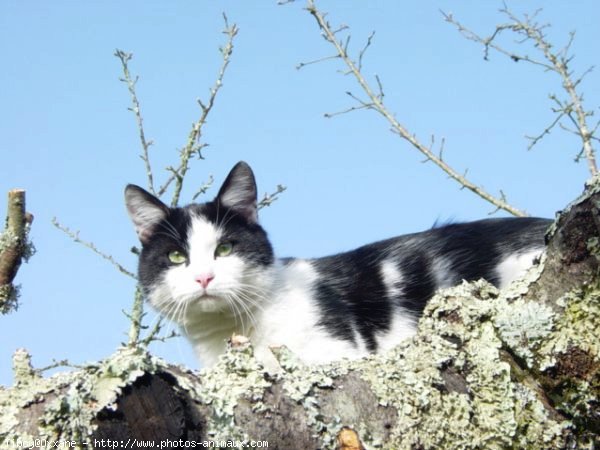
[124,185,169,244]
[216,161,258,223]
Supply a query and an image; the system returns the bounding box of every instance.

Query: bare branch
[526,109,567,150]
[125,286,145,346]
[324,103,371,119]
[358,31,375,72]
[192,175,215,201]
[115,50,156,195]
[258,185,287,209]
[296,54,339,70]
[52,218,136,279]
[305,0,527,217]
[443,7,598,176]
[165,15,238,206]
[36,359,84,374]
[0,190,34,313]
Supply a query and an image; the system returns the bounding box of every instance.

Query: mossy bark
[2,182,600,449]
[0,189,34,314]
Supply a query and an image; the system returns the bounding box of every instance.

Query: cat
[125,161,550,369]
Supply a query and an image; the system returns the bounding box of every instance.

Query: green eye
[215,242,233,257]
[168,250,187,264]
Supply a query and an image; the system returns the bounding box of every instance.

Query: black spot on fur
[313,245,392,353]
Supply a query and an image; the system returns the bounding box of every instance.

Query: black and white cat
[125,162,550,369]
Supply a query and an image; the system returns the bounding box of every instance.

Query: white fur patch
[376,312,417,352]
[164,216,224,311]
[432,257,455,288]
[250,260,366,369]
[147,215,276,366]
[380,260,404,298]
[495,249,543,288]
[377,260,417,351]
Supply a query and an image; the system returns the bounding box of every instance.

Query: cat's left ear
[216,161,258,223]
[125,185,169,244]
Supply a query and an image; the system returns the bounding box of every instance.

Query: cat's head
[125,161,275,319]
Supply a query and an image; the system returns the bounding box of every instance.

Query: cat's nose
[195,273,215,289]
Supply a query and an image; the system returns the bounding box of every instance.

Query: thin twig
[324,104,371,118]
[115,50,156,194]
[36,359,84,374]
[160,15,238,205]
[140,323,178,346]
[258,185,287,209]
[304,0,527,217]
[296,54,340,70]
[126,286,145,346]
[192,175,215,201]
[358,31,375,72]
[525,109,567,150]
[52,218,136,279]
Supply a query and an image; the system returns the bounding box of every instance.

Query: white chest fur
[184,259,367,370]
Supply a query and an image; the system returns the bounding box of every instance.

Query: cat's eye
[168,250,187,264]
[215,242,233,257]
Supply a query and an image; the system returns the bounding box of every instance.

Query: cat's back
[281,217,551,354]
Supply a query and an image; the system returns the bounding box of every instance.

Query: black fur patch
[308,217,551,352]
[313,245,393,353]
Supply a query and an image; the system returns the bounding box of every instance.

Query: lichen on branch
[0,190,34,314]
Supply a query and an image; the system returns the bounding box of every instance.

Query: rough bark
[0,189,33,314]
[1,181,600,449]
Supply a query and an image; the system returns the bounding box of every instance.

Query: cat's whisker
[216,208,236,234]
[159,220,182,241]
[227,288,267,328]
[223,296,243,330]
[154,221,182,243]
[226,295,255,336]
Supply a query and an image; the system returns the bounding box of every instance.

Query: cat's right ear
[124,185,169,244]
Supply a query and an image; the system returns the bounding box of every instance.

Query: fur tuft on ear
[124,185,169,244]
[216,161,258,223]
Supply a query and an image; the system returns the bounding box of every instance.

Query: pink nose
[195,273,215,289]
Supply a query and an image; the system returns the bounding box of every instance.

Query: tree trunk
[2,183,599,450]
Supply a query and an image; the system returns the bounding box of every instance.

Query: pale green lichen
[495,298,555,366]
[0,285,20,314]
[180,340,272,443]
[347,280,572,449]
[1,346,162,450]
[538,288,600,370]
[586,236,600,257]
[0,224,35,314]
[535,285,600,440]
[512,383,571,448]
[273,346,349,447]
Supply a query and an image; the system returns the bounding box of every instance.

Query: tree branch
[304,0,527,217]
[443,7,598,176]
[162,15,238,206]
[0,190,33,313]
[52,218,136,279]
[3,174,600,446]
[115,49,156,195]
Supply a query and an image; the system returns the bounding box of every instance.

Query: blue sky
[1,1,598,385]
